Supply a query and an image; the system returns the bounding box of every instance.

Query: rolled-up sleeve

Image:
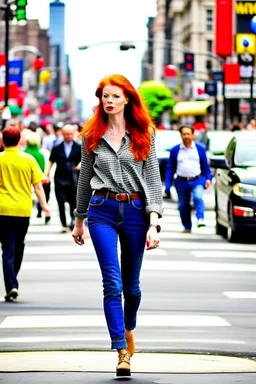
[74,137,94,219]
[143,134,163,217]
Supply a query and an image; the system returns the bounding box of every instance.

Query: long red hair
[82,74,156,161]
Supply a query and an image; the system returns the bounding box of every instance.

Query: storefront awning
[173,101,212,116]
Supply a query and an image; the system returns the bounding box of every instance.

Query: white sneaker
[5,288,19,302]
[197,219,206,228]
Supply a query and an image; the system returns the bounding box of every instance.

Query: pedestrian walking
[41,122,56,152]
[0,126,50,302]
[72,74,163,377]
[165,125,212,232]
[44,124,81,233]
[24,131,51,223]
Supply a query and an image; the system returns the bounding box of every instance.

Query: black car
[210,131,256,242]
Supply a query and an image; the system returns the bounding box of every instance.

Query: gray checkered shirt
[74,131,163,219]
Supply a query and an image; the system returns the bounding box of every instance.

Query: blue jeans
[174,177,205,230]
[0,216,30,294]
[88,194,148,350]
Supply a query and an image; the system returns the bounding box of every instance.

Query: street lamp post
[78,39,224,126]
[78,40,223,82]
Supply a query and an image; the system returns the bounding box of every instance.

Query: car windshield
[235,140,256,166]
[208,132,234,154]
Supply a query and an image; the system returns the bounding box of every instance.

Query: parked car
[197,130,234,175]
[155,129,181,181]
[210,131,256,242]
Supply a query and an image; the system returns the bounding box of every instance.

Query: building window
[206,9,213,31]
[207,40,213,53]
[206,60,212,71]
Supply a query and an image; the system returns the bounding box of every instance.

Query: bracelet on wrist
[148,224,161,233]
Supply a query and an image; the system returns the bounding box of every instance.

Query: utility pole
[0,0,15,130]
[4,0,10,111]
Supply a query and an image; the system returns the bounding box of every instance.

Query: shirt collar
[180,141,195,149]
[63,141,73,147]
[102,130,130,141]
[4,147,19,152]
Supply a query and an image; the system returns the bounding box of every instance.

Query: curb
[1,351,256,373]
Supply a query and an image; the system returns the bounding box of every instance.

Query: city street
[0,189,256,383]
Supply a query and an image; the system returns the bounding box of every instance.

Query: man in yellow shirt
[0,126,50,302]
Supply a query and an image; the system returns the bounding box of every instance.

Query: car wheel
[216,221,226,236]
[227,203,240,243]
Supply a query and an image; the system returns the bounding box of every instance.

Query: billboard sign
[238,52,254,77]
[216,0,233,57]
[236,1,256,32]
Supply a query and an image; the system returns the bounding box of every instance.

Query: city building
[49,0,75,121]
[168,0,216,79]
[0,19,50,68]
[49,0,66,83]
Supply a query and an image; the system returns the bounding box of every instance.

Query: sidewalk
[1,350,256,373]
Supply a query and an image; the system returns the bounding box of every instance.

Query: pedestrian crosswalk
[0,195,256,354]
[0,314,230,329]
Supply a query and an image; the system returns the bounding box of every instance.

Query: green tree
[138,80,176,126]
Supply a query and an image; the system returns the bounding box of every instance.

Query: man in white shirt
[44,125,81,232]
[165,125,212,232]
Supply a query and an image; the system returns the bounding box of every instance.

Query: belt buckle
[115,193,121,201]
[115,193,130,202]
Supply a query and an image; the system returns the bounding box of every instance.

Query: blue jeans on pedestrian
[174,177,205,230]
[0,216,30,294]
[87,193,148,350]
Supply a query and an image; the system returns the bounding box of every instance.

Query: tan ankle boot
[125,331,135,357]
[116,349,131,376]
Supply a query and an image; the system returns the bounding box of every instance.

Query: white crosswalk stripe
[0,314,230,329]
[19,260,256,272]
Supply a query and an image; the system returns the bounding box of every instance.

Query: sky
[26,0,157,118]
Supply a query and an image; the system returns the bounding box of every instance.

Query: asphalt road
[1,372,256,384]
[0,188,256,382]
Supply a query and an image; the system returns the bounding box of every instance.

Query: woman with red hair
[72,74,163,376]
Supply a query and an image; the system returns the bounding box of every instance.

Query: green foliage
[138,80,176,124]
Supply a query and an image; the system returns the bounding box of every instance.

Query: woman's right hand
[72,221,90,246]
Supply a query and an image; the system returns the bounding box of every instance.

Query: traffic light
[184,52,194,72]
[15,0,27,21]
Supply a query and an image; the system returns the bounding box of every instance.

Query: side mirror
[225,157,233,168]
[210,155,228,169]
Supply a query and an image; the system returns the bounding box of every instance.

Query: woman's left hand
[146,227,160,250]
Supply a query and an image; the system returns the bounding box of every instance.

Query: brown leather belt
[94,190,142,201]
[177,174,201,181]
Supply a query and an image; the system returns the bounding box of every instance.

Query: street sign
[9,59,24,87]
[239,99,250,114]
[225,83,256,98]
[212,71,224,82]
[204,81,217,96]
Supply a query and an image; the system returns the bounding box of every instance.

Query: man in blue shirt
[165,125,212,233]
